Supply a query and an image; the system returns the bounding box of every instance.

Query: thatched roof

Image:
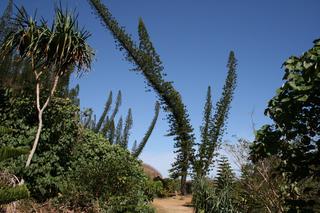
[142,163,162,179]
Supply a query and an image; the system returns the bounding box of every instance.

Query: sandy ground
[152,195,193,213]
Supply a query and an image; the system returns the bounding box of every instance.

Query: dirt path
[152,195,193,213]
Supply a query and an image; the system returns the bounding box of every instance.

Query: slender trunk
[25,75,59,167]
[25,111,43,167]
[180,174,187,195]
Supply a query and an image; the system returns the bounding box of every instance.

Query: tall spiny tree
[196,51,237,177]
[132,101,160,158]
[194,86,213,177]
[88,0,195,195]
[120,108,133,149]
[115,117,123,145]
[94,91,112,133]
[101,90,122,135]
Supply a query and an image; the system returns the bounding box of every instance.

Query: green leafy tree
[0,7,94,167]
[88,0,195,195]
[250,39,320,211]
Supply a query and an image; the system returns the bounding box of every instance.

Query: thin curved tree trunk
[25,75,59,167]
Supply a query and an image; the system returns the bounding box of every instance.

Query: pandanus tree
[0,8,94,167]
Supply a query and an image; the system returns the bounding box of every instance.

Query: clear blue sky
[2,0,320,177]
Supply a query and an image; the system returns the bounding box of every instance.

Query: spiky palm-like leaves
[88,0,194,195]
[0,7,94,167]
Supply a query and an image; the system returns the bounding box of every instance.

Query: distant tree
[88,0,195,195]
[82,90,159,156]
[194,52,237,177]
[250,39,320,211]
[0,7,94,167]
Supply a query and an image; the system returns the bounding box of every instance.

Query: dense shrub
[0,88,80,201]
[59,129,154,212]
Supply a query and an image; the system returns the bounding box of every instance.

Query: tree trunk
[25,111,43,167]
[25,75,59,167]
[180,174,187,195]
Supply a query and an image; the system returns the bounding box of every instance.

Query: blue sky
[2,0,320,177]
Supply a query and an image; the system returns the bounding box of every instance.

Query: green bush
[0,88,80,201]
[59,129,154,212]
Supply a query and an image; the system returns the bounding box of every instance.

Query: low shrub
[58,129,154,212]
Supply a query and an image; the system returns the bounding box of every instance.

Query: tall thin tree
[88,0,194,195]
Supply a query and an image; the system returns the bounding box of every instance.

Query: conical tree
[215,156,235,191]
[213,156,236,213]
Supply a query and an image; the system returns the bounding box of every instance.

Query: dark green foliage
[250,39,320,211]
[88,0,195,194]
[60,129,154,212]
[132,102,160,158]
